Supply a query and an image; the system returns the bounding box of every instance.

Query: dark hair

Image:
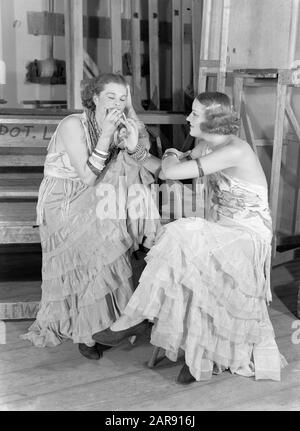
[196,91,240,135]
[81,73,127,111]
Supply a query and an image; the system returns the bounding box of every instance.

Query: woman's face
[94,82,127,119]
[186,99,207,138]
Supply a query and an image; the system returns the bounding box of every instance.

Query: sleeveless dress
[111,170,286,381]
[21,113,160,347]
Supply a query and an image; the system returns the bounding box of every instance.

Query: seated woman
[92,91,286,383]
[21,73,161,360]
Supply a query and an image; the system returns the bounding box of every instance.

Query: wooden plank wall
[148,0,160,109]
[192,0,203,95]
[64,0,83,109]
[171,0,185,148]
[131,0,143,110]
[110,0,123,73]
[227,0,294,70]
[23,0,196,119]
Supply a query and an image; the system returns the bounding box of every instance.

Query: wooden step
[0,281,41,319]
[0,201,39,243]
[0,172,43,180]
[0,178,41,198]
[0,226,40,244]
[0,201,37,224]
[0,147,47,167]
[0,155,46,167]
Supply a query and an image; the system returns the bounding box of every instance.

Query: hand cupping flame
[115,114,139,152]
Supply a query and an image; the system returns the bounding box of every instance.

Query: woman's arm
[143,154,161,176]
[57,116,110,186]
[161,141,243,180]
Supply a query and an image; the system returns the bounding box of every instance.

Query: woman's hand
[100,108,123,139]
[121,118,139,152]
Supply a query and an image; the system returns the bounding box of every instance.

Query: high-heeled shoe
[96,343,112,354]
[78,343,101,360]
[176,363,196,385]
[92,321,148,347]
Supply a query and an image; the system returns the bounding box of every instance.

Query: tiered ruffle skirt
[113,217,285,381]
[21,178,139,346]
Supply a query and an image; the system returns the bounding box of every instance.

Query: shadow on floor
[273,282,299,318]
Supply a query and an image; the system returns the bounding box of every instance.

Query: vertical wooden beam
[110,0,123,73]
[148,0,160,109]
[64,0,83,109]
[233,75,243,116]
[131,0,143,110]
[0,0,5,97]
[172,0,184,111]
[269,79,287,237]
[283,0,300,221]
[198,0,212,92]
[192,0,203,95]
[172,0,184,148]
[217,0,230,92]
[0,0,3,64]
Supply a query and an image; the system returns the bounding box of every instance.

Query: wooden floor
[0,246,300,411]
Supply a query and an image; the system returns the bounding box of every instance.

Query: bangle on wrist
[127,140,149,163]
[87,158,105,176]
[92,150,109,163]
[162,152,179,161]
[87,150,107,176]
[94,148,109,157]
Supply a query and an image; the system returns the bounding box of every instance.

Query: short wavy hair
[81,73,127,111]
[196,92,240,135]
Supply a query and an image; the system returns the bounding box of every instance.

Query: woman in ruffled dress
[93,91,286,383]
[21,73,161,359]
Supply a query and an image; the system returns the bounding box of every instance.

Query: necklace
[92,113,102,136]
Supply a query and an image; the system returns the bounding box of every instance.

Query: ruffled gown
[21,113,160,347]
[111,170,286,381]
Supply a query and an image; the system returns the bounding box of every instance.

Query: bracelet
[90,153,106,167]
[196,158,204,177]
[162,152,179,161]
[87,159,105,176]
[136,149,150,163]
[130,148,149,162]
[92,150,108,162]
[127,140,149,162]
[87,155,106,176]
[94,148,109,157]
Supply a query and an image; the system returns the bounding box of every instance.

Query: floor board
[0,248,299,411]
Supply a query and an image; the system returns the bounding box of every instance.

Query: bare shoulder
[57,114,84,136]
[226,136,252,156]
[230,135,252,149]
